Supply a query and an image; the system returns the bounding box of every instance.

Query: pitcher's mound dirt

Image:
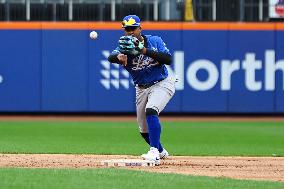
[0,154,283,182]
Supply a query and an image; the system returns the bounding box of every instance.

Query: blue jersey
[111,35,171,85]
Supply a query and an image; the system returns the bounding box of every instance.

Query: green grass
[0,121,283,156]
[0,168,283,189]
[0,120,284,189]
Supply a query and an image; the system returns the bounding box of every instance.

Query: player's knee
[145,108,158,116]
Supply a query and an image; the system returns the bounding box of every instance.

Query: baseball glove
[118,36,144,56]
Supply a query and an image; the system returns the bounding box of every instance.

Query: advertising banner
[0,22,283,113]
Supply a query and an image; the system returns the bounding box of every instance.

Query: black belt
[136,78,165,89]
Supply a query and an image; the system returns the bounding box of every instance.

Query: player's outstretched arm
[143,49,172,65]
[108,53,120,63]
[108,53,128,66]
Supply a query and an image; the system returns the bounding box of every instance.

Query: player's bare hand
[117,54,128,66]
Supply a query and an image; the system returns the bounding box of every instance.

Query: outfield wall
[0,22,283,113]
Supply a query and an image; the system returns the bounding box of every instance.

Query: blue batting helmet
[122,15,141,28]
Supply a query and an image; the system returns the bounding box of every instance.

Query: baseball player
[108,15,176,165]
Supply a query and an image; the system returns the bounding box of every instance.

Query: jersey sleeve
[157,37,171,55]
[111,47,121,55]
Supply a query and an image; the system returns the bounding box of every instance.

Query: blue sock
[146,114,161,150]
[158,142,164,152]
[140,133,164,152]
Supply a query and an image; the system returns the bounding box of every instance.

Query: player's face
[124,26,141,39]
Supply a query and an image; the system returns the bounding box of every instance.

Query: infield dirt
[0,154,283,182]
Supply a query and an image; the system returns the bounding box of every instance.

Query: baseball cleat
[159,148,169,159]
[141,147,160,165]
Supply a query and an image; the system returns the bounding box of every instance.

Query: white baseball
[89,31,98,40]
